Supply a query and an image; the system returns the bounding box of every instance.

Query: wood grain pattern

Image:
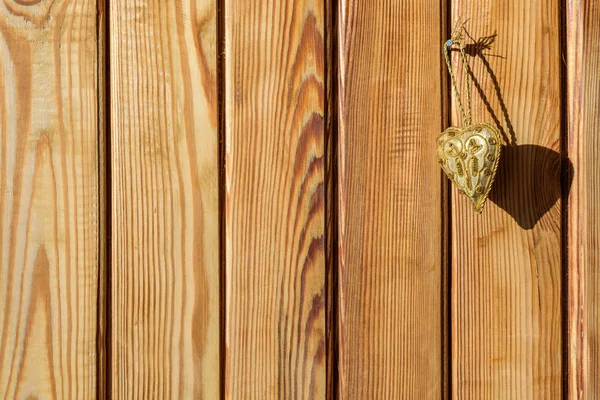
[451,0,563,397]
[337,0,445,397]
[223,0,327,398]
[567,0,600,397]
[110,0,219,398]
[0,0,103,398]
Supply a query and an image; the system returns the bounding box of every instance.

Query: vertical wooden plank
[451,0,563,397]
[224,0,327,398]
[337,0,445,397]
[0,1,103,398]
[567,0,600,397]
[110,0,220,398]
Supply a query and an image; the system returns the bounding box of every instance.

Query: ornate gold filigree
[437,123,502,213]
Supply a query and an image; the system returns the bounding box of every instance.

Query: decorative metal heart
[437,123,502,213]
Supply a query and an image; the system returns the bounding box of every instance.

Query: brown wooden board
[223,0,328,398]
[337,0,446,397]
[110,0,220,397]
[450,0,563,397]
[567,0,600,397]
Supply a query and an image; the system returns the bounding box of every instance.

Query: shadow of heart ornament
[437,123,501,213]
[441,21,502,213]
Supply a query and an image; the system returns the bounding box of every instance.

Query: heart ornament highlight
[437,123,502,213]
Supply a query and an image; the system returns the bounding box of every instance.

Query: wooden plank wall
[0,0,599,398]
[0,1,104,398]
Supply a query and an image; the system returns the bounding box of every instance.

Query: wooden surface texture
[337,0,445,397]
[451,0,564,398]
[0,0,599,398]
[110,0,220,398]
[567,0,600,398]
[223,0,328,398]
[0,0,103,398]
[0,0,104,399]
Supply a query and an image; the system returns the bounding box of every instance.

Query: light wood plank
[0,1,103,398]
[223,0,327,398]
[451,1,563,397]
[337,0,445,397]
[567,0,600,397]
[110,0,220,398]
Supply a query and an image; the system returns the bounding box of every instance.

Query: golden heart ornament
[437,123,502,213]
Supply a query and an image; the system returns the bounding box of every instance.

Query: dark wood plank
[325,0,338,397]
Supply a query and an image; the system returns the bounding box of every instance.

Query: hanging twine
[443,21,473,127]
